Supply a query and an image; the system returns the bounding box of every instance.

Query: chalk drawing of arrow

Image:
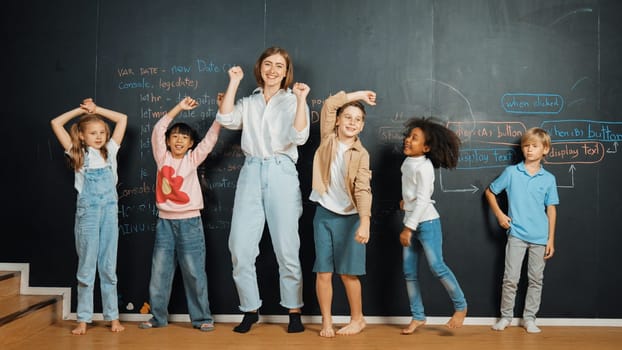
[557,164,576,189]
[438,169,479,194]
[606,141,618,154]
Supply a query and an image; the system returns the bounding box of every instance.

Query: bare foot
[319,326,335,338]
[111,319,125,332]
[401,319,425,335]
[446,309,467,329]
[336,319,366,336]
[71,322,87,335]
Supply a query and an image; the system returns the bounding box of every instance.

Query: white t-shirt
[71,139,120,194]
[309,141,356,215]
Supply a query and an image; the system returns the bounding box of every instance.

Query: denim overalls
[74,150,120,323]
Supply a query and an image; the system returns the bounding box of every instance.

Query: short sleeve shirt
[72,139,120,194]
[489,161,559,245]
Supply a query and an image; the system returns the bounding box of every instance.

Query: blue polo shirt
[489,161,559,245]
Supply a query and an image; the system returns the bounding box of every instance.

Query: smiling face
[336,105,365,142]
[253,47,294,89]
[403,127,430,157]
[165,124,196,159]
[79,119,108,150]
[260,53,287,89]
[166,132,194,159]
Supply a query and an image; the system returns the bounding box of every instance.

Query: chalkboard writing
[3,0,621,320]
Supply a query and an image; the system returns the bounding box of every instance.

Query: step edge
[0,263,71,319]
[0,296,60,327]
[0,271,20,282]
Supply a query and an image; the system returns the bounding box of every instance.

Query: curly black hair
[403,117,461,169]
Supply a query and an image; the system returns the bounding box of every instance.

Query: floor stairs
[0,264,69,348]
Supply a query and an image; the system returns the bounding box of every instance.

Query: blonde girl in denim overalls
[51,98,127,335]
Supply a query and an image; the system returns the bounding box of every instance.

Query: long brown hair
[66,114,111,171]
[253,46,294,89]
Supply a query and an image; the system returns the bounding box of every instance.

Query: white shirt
[309,141,356,215]
[216,87,310,163]
[401,155,439,230]
[72,139,120,194]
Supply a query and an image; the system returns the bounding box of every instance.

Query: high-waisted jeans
[229,155,304,312]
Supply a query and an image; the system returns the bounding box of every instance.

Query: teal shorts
[312,205,366,275]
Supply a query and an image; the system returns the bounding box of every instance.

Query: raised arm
[345,90,376,106]
[219,66,244,114]
[50,105,86,151]
[168,96,199,120]
[321,90,377,138]
[292,82,310,132]
[82,99,128,146]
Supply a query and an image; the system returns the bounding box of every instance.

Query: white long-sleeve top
[216,87,310,163]
[401,155,439,230]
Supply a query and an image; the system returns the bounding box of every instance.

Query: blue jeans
[147,217,213,328]
[74,166,119,323]
[229,155,304,312]
[402,218,467,320]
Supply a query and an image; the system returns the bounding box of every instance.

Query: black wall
[3,0,621,319]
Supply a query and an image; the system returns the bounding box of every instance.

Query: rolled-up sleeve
[216,98,244,130]
[289,103,310,145]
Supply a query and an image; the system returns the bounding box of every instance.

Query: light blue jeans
[147,217,213,328]
[229,155,304,312]
[403,218,467,320]
[499,235,546,321]
[74,165,119,323]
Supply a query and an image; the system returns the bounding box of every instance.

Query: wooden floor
[4,320,622,350]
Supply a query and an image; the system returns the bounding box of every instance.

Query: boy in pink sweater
[140,96,221,332]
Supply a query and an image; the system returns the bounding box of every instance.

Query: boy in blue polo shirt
[485,127,559,334]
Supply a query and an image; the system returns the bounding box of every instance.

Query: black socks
[233,311,304,333]
[287,312,304,333]
[233,312,259,333]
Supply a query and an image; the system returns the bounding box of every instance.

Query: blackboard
[3,0,622,320]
